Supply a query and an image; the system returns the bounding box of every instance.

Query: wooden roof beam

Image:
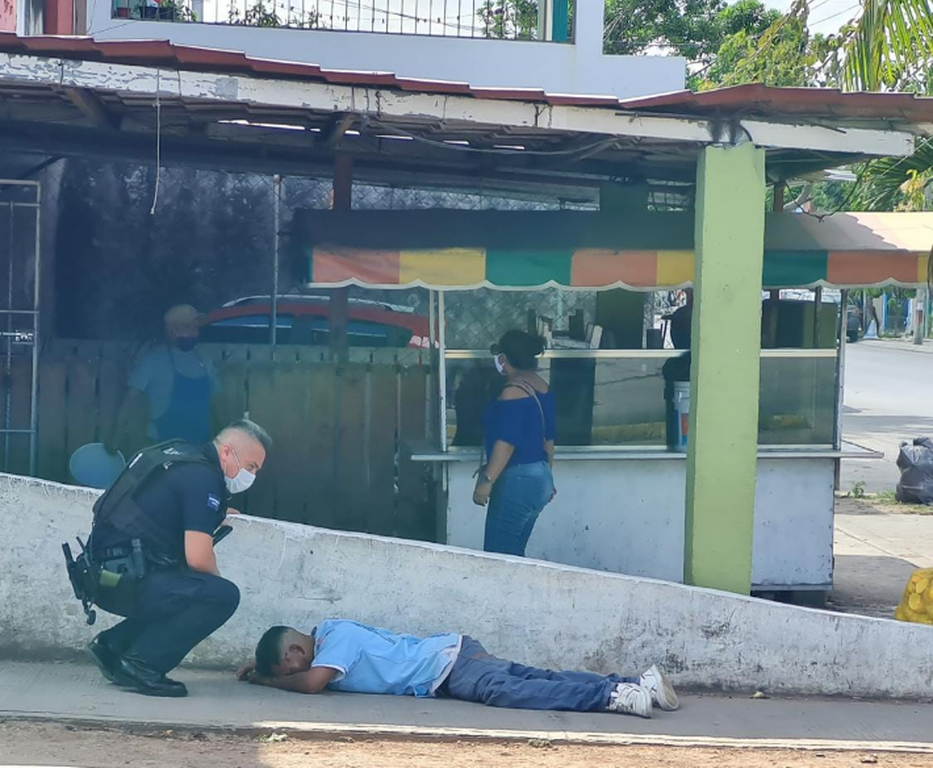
[62,86,119,130]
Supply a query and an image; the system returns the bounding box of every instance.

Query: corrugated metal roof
[617,84,933,122]
[1,34,932,122]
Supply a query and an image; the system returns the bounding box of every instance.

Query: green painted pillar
[684,143,766,595]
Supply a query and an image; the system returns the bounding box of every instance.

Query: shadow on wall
[53,159,309,342]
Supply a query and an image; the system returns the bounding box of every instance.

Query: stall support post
[330,154,353,363]
[684,142,766,595]
[914,285,927,345]
[271,174,281,354]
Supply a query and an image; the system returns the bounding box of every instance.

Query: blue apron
[155,350,213,444]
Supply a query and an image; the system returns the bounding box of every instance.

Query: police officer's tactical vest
[92,440,221,557]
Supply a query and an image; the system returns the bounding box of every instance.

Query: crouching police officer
[83,419,271,697]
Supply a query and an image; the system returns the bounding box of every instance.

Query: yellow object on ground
[895,568,933,624]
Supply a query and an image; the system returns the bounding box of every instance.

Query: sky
[763,0,862,35]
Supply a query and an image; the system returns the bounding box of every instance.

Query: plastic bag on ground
[895,437,933,505]
[895,568,933,624]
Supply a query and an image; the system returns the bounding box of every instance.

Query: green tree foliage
[703,2,815,87]
[711,0,933,213]
[603,0,779,64]
[476,0,780,55]
[478,0,539,39]
[831,0,933,92]
[484,0,933,214]
[858,143,933,212]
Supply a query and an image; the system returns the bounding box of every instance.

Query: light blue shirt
[311,620,461,698]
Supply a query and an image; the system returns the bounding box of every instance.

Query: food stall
[295,208,932,597]
[1,36,932,599]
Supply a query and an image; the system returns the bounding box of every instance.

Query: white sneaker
[640,665,679,711]
[607,682,652,718]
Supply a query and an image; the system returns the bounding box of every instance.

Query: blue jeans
[444,637,637,712]
[484,461,554,556]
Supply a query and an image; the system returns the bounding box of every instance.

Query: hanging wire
[149,69,162,216]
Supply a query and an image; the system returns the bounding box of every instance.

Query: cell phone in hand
[213,524,234,546]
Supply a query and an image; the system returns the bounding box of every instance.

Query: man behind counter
[107,304,221,453]
[87,419,271,698]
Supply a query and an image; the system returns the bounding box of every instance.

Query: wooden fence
[1,340,438,542]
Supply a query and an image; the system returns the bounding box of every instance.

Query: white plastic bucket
[673,382,690,451]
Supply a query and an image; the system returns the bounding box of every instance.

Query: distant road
[841,340,933,493]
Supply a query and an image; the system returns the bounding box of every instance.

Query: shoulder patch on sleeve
[207,494,221,512]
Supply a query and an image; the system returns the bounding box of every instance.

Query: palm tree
[822,0,933,213]
[832,0,933,92]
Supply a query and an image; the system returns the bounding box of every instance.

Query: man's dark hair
[223,419,273,452]
[255,625,290,677]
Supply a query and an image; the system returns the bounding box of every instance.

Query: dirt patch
[836,496,933,516]
[3,721,933,768]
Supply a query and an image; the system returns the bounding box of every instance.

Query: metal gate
[0,180,40,475]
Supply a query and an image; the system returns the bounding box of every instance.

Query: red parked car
[200,295,431,348]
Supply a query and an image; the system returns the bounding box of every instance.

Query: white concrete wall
[1,472,930,698]
[446,457,834,589]
[85,0,685,99]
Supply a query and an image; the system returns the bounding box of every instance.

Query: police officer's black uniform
[86,441,240,697]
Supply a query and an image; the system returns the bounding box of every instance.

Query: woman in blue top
[473,330,556,556]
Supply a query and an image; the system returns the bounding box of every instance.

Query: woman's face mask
[493,354,506,376]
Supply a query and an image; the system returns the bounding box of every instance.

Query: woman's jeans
[484,460,554,556]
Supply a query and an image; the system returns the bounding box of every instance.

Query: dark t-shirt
[91,442,227,562]
[483,390,556,467]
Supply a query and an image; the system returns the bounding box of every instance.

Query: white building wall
[85,0,685,99]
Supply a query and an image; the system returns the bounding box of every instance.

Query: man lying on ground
[236,620,678,719]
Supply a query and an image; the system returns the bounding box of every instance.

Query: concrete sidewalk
[2,661,932,752]
[831,499,933,618]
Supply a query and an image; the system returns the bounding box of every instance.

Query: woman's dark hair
[492,329,546,371]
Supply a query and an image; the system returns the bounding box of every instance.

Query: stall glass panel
[443,350,837,450]
[443,288,599,351]
[758,353,837,447]
[445,353,677,449]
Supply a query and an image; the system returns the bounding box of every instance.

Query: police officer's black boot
[87,634,122,684]
[115,655,188,697]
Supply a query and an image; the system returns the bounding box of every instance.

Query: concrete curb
[858,339,933,355]
[3,712,933,754]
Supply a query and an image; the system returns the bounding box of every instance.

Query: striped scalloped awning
[307,212,933,291]
[309,246,930,291]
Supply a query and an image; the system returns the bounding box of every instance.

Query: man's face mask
[493,354,506,376]
[225,446,256,495]
[175,335,198,352]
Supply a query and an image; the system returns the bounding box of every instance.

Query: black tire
[847,331,859,343]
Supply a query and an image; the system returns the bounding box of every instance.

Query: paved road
[841,340,933,494]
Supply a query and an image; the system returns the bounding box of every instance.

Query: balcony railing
[112,0,573,40]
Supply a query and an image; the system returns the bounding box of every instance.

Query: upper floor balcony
[33,0,685,98]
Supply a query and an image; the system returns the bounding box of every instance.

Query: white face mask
[225,447,256,494]
[493,354,506,375]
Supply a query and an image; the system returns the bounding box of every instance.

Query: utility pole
[915,285,929,345]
